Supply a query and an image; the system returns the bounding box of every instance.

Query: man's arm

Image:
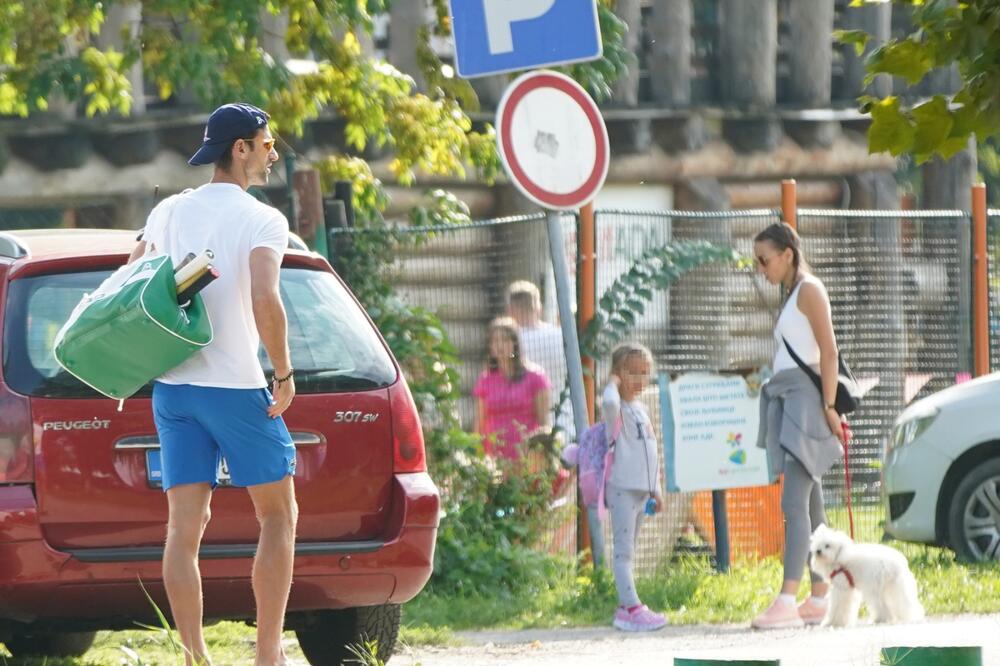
[250,246,294,418]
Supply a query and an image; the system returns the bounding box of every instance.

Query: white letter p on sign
[483,0,558,54]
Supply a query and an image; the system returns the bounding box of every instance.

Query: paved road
[389,614,1000,666]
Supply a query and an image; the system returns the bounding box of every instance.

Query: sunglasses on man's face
[246,138,276,152]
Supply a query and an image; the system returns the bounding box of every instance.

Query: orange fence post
[781,179,797,229]
[577,201,597,559]
[972,183,989,377]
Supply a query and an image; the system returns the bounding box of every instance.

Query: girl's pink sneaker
[612,604,667,632]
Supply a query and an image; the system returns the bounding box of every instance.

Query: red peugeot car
[0,229,439,664]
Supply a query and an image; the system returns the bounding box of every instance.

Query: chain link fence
[797,209,969,541]
[331,207,976,576]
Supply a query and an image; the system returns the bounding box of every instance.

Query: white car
[884,373,1000,561]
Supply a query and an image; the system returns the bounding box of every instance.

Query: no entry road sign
[496,70,609,210]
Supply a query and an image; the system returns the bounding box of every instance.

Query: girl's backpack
[561,417,622,508]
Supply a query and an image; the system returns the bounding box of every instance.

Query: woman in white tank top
[750,222,850,630]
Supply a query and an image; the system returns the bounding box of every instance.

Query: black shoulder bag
[782,337,862,416]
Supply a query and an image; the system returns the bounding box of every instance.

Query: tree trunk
[648,0,691,107]
[612,0,642,107]
[786,0,833,106]
[840,1,891,100]
[718,0,776,109]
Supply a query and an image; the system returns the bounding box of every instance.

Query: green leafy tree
[841,0,1000,162]
[1,1,626,184]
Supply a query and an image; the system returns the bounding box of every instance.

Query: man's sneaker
[613,604,667,632]
[797,596,828,626]
[751,597,805,630]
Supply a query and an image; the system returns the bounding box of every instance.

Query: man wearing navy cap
[130,103,297,666]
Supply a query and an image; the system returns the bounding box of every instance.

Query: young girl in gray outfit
[602,342,667,632]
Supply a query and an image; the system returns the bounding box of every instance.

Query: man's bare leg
[247,475,298,666]
[164,482,214,666]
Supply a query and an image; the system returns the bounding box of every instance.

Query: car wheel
[296,604,401,665]
[948,457,1000,561]
[6,630,97,657]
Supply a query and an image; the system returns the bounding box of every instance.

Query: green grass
[0,623,306,666]
[6,542,1000,662]
[404,540,1000,632]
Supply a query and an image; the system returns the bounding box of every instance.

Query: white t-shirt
[519,322,574,438]
[142,183,289,388]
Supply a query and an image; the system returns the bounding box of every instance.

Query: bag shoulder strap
[607,412,623,450]
[782,336,819,381]
[143,189,191,255]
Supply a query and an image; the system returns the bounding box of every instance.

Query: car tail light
[0,382,32,483]
[389,378,426,473]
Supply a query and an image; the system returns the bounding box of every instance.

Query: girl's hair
[610,342,655,377]
[754,222,809,273]
[486,316,527,381]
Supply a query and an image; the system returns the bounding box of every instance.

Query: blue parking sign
[449,0,602,78]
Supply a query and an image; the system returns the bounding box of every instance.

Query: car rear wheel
[295,604,401,665]
[947,457,1000,561]
[5,630,97,657]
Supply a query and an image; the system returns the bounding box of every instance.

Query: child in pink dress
[473,317,551,461]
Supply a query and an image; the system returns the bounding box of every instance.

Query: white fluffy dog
[809,524,924,627]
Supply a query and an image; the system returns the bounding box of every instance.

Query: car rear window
[3,266,397,398]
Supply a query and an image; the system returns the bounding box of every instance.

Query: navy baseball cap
[188,103,270,166]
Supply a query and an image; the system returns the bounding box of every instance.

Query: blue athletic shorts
[152,382,296,491]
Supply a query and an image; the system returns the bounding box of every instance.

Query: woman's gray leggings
[781,455,827,584]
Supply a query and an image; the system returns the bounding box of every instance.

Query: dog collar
[831,566,855,588]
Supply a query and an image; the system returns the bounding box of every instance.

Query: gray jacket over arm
[756,367,843,481]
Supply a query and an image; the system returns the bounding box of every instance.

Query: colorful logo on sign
[726,432,746,466]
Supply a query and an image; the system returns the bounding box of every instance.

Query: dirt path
[388,614,1000,666]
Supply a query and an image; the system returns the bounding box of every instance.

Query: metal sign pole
[546,210,590,441]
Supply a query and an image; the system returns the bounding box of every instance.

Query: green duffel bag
[54,253,214,400]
